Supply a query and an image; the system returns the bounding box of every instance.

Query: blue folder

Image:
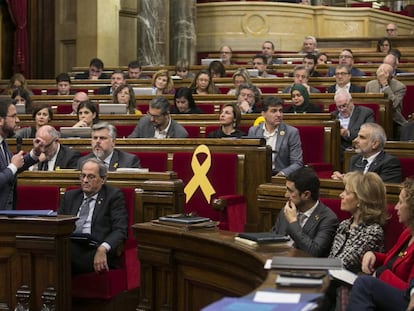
[0,210,57,217]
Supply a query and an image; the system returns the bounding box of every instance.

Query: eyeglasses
[147,112,165,119]
[44,138,57,149]
[386,28,396,32]
[335,72,349,76]
[336,103,349,110]
[339,55,353,59]
[79,173,98,181]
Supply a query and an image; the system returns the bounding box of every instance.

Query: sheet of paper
[329,269,357,285]
[253,291,300,303]
[264,259,272,269]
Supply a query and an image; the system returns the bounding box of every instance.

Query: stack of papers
[271,256,343,270]
[152,214,218,231]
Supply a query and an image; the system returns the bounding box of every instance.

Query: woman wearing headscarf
[284,83,321,113]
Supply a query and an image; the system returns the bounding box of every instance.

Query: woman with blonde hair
[189,70,220,95]
[227,68,252,95]
[325,171,387,310]
[152,69,175,95]
[3,73,32,95]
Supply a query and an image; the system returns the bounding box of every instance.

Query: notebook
[133,87,154,95]
[247,69,259,77]
[0,209,56,217]
[271,256,343,270]
[237,232,290,244]
[98,103,127,115]
[60,127,92,138]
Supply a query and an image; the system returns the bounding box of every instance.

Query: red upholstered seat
[56,105,73,114]
[296,125,333,178]
[16,185,60,211]
[115,124,135,138]
[72,187,140,299]
[172,147,246,232]
[137,104,149,114]
[183,125,201,138]
[129,152,168,172]
[199,104,215,114]
[398,158,414,180]
[259,86,278,94]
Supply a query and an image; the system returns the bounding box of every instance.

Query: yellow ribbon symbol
[184,145,216,203]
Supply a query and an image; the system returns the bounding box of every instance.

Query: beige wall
[196,2,414,53]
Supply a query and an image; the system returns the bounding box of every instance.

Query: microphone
[16,136,22,153]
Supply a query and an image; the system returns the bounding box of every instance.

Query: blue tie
[75,197,92,233]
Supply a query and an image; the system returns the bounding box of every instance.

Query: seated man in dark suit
[59,158,128,274]
[271,166,339,257]
[332,122,402,183]
[331,90,374,161]
[48,72,76,95]
[35,125,81,170]
[128,97,189,138]
[78,122,141,171]
[96,69,126,95]
[326,49,365,77]
[327,65,364,93]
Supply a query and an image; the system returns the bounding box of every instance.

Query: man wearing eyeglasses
[35,125,80,171]
[386,23,398,37]
[0,98,45,209]
[128,96,188,138]
[326,49,365,77]
[236,83,261,114]
[59,158,128,274]
[327,65,364,93]
[219,45,233,66]
[331,90,374,161]
[78,122,140,170]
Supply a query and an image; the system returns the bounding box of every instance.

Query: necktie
[298,212,307,227]
[40,161,49,171]
[362,159,368,173]
[74,197,92,233]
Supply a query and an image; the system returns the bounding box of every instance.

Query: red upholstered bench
[296,125,333,178]
[172,148,246,232]
[16,185,61,211]
[129,152,168,172]
[72,187,140,300]
[115,124,135,138]
[183,125,201,138]
[56,105,73,114]
[398,158,414,180]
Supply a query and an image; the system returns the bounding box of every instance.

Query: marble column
[169,0,197,66]
[137,0,169,65]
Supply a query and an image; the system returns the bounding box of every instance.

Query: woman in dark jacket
[284,83,321,113]
[170,87,204,114]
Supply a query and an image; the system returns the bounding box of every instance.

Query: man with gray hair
[128,97,188,138]
[36,125,81,170]
[236,83,261,113]
[78,122,140,170]
[331,122,401,183]
[331,90,374,161]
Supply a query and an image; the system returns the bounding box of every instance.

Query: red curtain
[6,0,29,76]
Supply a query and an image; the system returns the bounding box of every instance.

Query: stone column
[137,0,169,65]
[76,0,120,67]
[169,0,197,66]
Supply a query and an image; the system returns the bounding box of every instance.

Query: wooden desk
[0,215,76,311]
[133,222,319,311]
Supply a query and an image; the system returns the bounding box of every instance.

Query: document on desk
[329,269,357,285]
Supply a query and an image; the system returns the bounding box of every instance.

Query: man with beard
[0,97,45,209]
[78,122,140,171]
[36,125,81,170]
[271,166,338,257]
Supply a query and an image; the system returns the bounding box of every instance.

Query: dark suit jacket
[348,150,402,183]
[332,105,375,151]
[77,148,141,171]
[58,185,128,272]
[0,140,38,210]
[248,123,303,176]
[39,144,81,170]
[128,115,189,138]
[326,66,365,77]
[283,103,322,113]
[74,71,109,79]
[271,201,339,257]
[400,122,414,141]
[327,84,364,93]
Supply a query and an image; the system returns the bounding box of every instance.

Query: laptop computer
[15,103,26,114]
[99,103,127,115]
[201,58,222,66]
[133,87,154,95]
[247,69,259,78]
[59,127,92,138]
